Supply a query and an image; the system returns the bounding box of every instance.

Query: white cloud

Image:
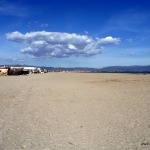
[98,36,120,45]
[0,1,26,17]
[41,23,49,27]
[6,31,120,58]
[126,38,133,43]
[0,56,24,62]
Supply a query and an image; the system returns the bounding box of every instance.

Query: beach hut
[0,67,8,76]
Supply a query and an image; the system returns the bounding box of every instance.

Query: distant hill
[99,65,150,73]
[1,64,150,73]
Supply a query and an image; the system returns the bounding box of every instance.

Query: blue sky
[0,0,150,67]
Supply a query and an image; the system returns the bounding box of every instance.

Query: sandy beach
[0,73,150,150]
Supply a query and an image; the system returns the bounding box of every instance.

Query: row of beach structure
[0,66,47,76]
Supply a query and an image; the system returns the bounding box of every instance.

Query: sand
[0,73,150,150]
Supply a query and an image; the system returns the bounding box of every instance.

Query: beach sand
[0,73,150,150]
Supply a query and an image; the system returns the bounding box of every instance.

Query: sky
[0,0,150,68]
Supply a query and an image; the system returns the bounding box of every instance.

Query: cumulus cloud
[6,31,120,58]
[97,36,120,45]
